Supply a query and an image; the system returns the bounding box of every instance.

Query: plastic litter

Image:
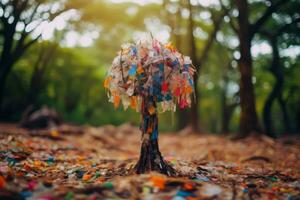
[104,38,195,113]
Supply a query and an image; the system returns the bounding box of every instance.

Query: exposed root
[134,139,176,176]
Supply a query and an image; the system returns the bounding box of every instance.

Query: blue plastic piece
[128,65,137,76]
[183,64,189,71]
[176,190,195,197]
[151,127,158,140]
[158,63,164,72]
[131,47,137,56]
[20,190,32,199]
[165,93,172,101]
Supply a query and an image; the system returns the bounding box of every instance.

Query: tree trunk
[0,61,14,114]
[187,0,200,132]
[263,80,282,137]
[236,0,259,137]
[134,97,176,176]
[26,43,57,107]
[263,37,290,137]
[221,63,230,134]
[278,95,290,133]
[175,1,190,130]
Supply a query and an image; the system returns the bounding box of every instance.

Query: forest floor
[0,123,299,200]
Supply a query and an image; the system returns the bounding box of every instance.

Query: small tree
[104,38,195,176]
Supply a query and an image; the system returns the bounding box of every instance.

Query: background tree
[163,0,225,132]
[0,0,299,136]
[259,2,300,137]
[0,0,83,113]
[220,0,289,137]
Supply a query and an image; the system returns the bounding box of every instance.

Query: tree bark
[221,70,238,134]
[263,37,290,137]
[278,94,290,133]
[0,61,14,113]
[187,0,200,132]
[236,0,259,137]
[27,43,57,106]
[175,0,190,130]
[134,97,176,176]
[263,38,281,137]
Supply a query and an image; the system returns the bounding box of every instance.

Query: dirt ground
[0,123,299,200]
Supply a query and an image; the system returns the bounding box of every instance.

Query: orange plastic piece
[148,105,156,115]
[151,176,166,190]
[130,96,137,109]
[185,86,193,94]
[147,125,153,134]
[187,197,197,200]
[82,173,92,181]
[165,43,176,52]
[50,130,59,137]
[137,63,144,74]
[34,160,42,168]
[103,76,111,88]
[113,94,120,108]
[183,182,196,190]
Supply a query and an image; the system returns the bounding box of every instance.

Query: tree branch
[250,0,288,38]
[23,2,40,26]
[277,17,300,35]
[12,2,69,64]
[259,17,300,38]
[199,12,225,65]
[12,34,41,62]
[218,0,239,34]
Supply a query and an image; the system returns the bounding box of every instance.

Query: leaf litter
[0,123,299,200]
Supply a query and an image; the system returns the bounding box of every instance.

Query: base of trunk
[134,138,176,176]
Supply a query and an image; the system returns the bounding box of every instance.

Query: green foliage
[2,0,300,134]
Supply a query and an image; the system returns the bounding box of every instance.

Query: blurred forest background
[0,0,299,138]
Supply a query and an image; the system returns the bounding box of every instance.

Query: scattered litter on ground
[0,123,299,199]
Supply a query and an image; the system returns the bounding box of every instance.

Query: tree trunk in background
[0,62,12,112]
[27,44,57,107]
[263,37,290,137]
[236,0,259,137]
[187,0,200,132]
[175,1,190,130]
[220,66,238,134]
[221,81,228,133]
[278,94,290,133]
[134,97,175,176]
[0,26,15,113]
[0,54,17,117]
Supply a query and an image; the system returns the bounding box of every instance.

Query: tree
[220,0,288,136]
[27,42,58,107]
[220,61,239,134]
[162,0,225,132]
[104,39,195,175]
[260,6,300,137]
[0,0,82,112]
